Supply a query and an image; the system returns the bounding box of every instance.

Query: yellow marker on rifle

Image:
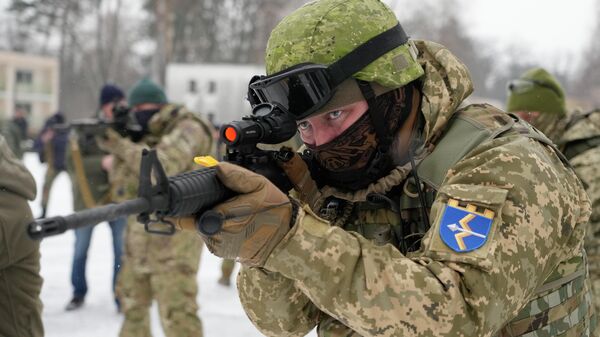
[194,156,219,167]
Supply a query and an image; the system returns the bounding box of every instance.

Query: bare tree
[141,0,307,83]
[573,0,600,106]
[396,1,495,99]
[9,0,144,119]
[9,0,87,113]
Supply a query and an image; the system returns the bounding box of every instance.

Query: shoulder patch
[439,199,495,252]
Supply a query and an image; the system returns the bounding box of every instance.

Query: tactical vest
[291,106,595,337]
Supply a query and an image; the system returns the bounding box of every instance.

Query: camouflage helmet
[265,0,424,115]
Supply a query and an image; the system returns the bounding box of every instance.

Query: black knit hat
[99,84,125,107]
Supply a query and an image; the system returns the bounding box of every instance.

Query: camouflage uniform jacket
[0,134,43,337]
[560,109,600,316]
[237,41,594,336]
[105,104,214,273]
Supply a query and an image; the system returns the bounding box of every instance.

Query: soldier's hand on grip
[199,162,296,267]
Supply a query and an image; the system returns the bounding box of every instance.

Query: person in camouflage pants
[171,1,596,336]
[102,78,214,337]
[507,67,600,317]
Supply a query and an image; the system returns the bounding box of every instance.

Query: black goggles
[248,23,409,120]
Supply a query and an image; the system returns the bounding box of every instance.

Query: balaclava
[308,82,421,189]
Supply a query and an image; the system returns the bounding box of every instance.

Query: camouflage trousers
[116,258,203,337]
[116,214,204,337]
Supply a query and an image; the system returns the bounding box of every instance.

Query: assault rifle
[66,118,115,156]
[69,104,140,140]
[28,103,298,240]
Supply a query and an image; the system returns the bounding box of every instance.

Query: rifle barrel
[27,197,155,240]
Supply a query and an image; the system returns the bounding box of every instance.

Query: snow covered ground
[24,153,316,337]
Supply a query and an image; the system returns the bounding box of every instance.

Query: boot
[65,296,85,311]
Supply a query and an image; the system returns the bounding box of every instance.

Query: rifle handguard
[165,168,232,216]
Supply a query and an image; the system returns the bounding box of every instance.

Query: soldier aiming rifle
[27,102,298,240]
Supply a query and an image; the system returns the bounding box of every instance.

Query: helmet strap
[357,80,391,150]
[356,79,419,184]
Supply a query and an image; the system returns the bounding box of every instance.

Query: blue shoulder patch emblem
[439,199,495,253]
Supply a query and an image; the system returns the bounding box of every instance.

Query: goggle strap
[329,24,409,87]
[357,80,391,150]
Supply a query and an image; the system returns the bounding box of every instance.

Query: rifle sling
[70,138,98,209]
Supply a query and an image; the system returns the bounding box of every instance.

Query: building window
[189,79,197,93]
[16,70,33,84]
[208,80,217,94]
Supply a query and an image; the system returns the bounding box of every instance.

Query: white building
[166,63,263,126]
[0,51,59,131]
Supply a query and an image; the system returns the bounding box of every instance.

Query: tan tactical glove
[198,162,295,267]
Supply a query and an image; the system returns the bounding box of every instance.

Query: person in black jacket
[35,111,69,218]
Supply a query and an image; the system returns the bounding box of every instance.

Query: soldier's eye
[297,121,310,131]
[328,110,343,120]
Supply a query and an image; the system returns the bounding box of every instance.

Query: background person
[0,134,44,337]
[102,78,214,337]
[507,67,600,316]
[64,84,128,311]
[34,111,69,218]
[0,107,28,159]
